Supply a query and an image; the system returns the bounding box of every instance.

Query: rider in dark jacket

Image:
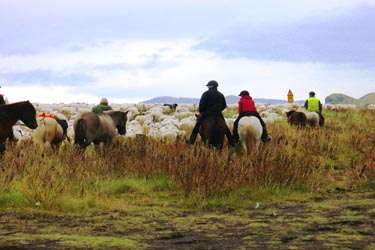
[187,80,234,146]
[92,97,113,114]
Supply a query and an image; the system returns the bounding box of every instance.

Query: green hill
[325,92,375,107]
[359,92,375,106]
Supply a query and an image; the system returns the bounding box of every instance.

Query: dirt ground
[1,190,375,250]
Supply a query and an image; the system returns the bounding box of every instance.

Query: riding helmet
[239,90,250,96]
[100,97,109,105]
[206,80,219,87]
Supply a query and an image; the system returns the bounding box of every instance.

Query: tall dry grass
[0,109,374,209]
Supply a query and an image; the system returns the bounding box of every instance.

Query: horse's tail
[245,124,257,154]
[210,117,224,148]
[74,118,86,146]
[239,117,262,154]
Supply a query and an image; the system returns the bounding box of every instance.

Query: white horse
[238,116,263,154]
[304,111,321,127]
[32,117,65,148]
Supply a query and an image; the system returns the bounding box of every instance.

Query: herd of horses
[0,100,324,157]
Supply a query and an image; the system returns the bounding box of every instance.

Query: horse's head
[113,111,128,135]
[20,101,38,129]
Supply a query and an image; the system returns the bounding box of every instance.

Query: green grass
[0,189,26,208]
[7,233,146,249]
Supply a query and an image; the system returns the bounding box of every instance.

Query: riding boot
[261,127,271,142]
[232,128,239,143]
[187,124,199,145]
[187,115,205,145]
[225,126,236,147]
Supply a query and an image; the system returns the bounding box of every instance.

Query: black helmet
[309,91,315,97]
[239,90,250,96]
[206,80,218,87]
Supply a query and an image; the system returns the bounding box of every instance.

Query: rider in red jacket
[232,90,271,143]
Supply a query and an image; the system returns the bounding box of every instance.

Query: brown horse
[73,111,128,148]
[0,101,38,154]
[199,115,230,149]
[286,110,307,127]
[286,110,324,127]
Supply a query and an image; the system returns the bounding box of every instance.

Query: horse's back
[238,116,262,154]
[238,116,262,137]
[305,112,320,127]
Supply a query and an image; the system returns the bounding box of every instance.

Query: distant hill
[325,92,375,107]
[141,95,305,105]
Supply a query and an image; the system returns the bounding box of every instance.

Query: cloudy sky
[0,0,374,104]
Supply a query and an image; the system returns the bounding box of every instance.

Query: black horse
[0,101,38,154]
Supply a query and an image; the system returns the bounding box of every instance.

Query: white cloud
[1,38,373,104]
[1,1,374,104]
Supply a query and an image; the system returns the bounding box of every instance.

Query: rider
[232,90,271,143]
[92,97,112,114]
[187,80,235,146]
[304,91,324,126]
[304,91,322,113]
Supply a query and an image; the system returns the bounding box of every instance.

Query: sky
[0,0,374,104]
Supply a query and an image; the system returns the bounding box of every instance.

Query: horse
[32,117,67,149]
[0,101,38,154]
[199,115,229,149]
[73,111,128,148]
[237,116,263,154]
[286,110,307,127]
[286,110,324,128]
